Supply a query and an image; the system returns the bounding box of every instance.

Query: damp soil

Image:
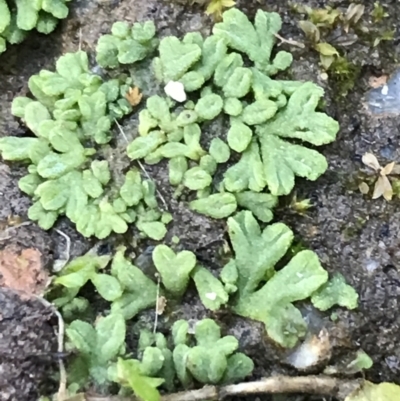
[1,0,400,400]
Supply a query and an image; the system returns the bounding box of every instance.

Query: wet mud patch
[1,0,400,399]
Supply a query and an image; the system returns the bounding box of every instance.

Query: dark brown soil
[1,0,400,400]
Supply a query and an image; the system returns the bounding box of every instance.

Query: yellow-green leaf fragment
[344,381,400,401]
[315,42,339,56]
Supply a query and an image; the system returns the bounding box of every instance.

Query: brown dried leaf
[381,161,395,176]
[156,295,167,315]
[345,4,365,24]
[0,246,48,296]
[125,86,143,107]
[372,175,393,200]
[362,152,381,171]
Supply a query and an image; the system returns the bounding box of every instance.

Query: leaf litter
[0,245,49,296]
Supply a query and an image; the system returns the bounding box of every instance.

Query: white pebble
[164,81,187,102]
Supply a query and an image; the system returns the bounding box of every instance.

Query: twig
[78,28,82,51]
[0,221,32,241]
[114,119,168,210]
[153,274,161,334]
[83,376,362,401]
[274,33,305,49]
[32,295,67,401]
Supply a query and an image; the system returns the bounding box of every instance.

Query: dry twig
[33,295,68,401]
[77,376,362,401]
[274,33,305,48]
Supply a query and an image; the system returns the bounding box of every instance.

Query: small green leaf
[0,0,10,34]
[91,160,111,186]
[54,265,95,289]
[223,97,243,116]
[190,193,237,219]
[158,36,202,82]
[180,71,205,92]
[113,358,164,401]
[183,167,212,190]
[272,51,293,70]
[311,273,358,311]
[192,265,229,311]
[91,273,124,302]
[11,96,33,118]
[127,130,166,160]
[141,347,165,376]
[223,67,252,98]
[227,120,253,153]
[111,21,130,38]
[199,155,217,175]
[209,138,230,163]
[152,245,197,297]
[168,156,188,185]
[138,221,167,241]
[95,313,126,363]
[132,21,156,43]
[120,168,143,207]
[82,170,104,198]
[214,52,244,88]
[66,320,96,355]
[222,353,254,384]
[235,191,277,223]
[195,93,223,120]
[241,99,277,125]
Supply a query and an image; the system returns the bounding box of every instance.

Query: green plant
[125,7,338,223]
[172,318,253,385]
[1,8,361,397]
[66,311,126,386]
[0,51,171,239]
[0,0,71,54]
[96,21,158,68]
[219,211,357,348]
[129,319,253,389]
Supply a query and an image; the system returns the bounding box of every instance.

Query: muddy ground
[1,0,400,400]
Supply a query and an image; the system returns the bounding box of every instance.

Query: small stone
[164,81,187,102]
